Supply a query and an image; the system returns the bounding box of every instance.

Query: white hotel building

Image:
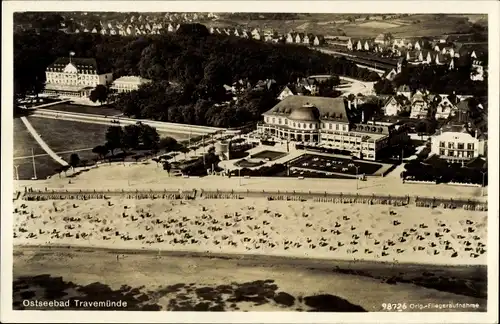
[431,123,487,162]
[44,57,113,98]
[110,76,151,93]
[257,96,409,160]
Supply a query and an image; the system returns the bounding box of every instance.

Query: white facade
[44,58,113,97]
[111,76,151,93]
[431,130,486,161]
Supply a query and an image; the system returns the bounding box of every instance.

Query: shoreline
[13,242,487,268]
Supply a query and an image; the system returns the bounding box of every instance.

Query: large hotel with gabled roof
[257,95,410,160]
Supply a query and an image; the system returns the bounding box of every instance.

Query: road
[30,108,225,137]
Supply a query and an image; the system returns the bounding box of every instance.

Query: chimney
[475,129,478,139]
[361,110,365,123]
[348,101,351,109]
[354,99,357,109]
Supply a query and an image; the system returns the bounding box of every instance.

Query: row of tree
[92,123,160,159]
[402,160,487,185]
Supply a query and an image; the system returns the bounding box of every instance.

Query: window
[278,118,282,124]
[457,143,464,150]
[335,124,338,130]
[439,149,445,155]
[329,123,332,130]
[439,141,445,148]
[284,119,288,125]
[448,150,454,157]
[467,143,474,150]
[321,122,324,129]
[467,151,474,158]
[448,142,454,149]
[293,122,296,127]
[309,123,313,129]
[343,125,347,131]
[272,117,275,124]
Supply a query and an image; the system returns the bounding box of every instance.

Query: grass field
[210,14,484,38]
[13,155,61,180]
[13,118,45,158]
[43,103,123,116]
[27,117,110,153]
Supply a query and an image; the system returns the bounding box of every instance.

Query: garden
[289,154,383,176]
[250,150,288,162]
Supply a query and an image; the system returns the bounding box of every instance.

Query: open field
[13,118,45,158]
[13,155,61,181]
[27,116,109,155]
[207,14,482,38]
[13,246,486,311]
[43,103,122,116]
[289,154,383,176]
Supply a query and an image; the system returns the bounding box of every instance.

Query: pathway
[20,117,69,166]
[14,147,94,160]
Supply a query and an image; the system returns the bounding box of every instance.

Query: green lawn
[27,117,109,154]
[13,118,45,158]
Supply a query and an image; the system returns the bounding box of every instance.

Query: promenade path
[14,161,488,202]
[20,117,68,167]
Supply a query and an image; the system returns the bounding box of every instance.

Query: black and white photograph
[1,1,498,323]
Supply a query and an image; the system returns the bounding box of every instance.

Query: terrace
[288,154,385,177]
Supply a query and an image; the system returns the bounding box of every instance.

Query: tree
[92,145,109,160]
[140,124,160,150]
[122,124,142,150]
[374,79,395,95]
[69,153,80,169]
[159,136,178,152]
[89,84,108,105]
[176,23,210,37]
[105,126,124,155]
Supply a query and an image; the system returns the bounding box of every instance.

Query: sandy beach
[13,197,487,266]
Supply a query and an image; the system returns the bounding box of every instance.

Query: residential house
[409,91,431,119]
[297,78,318,95]
[383,95,411,116]
[471,60,485,81]
[303,34,311,45]
[286,32,296,44]
[385,68,398,81]
[295,33,304,44]
[277,85,300,101]
[434,95,459,119]
[346,38,354,51]
[91,27,98,34]
[396,85,411,100]
[431,123,487,161]
[313,35,324,46]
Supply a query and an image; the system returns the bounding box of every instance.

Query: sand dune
[13,197,487,266]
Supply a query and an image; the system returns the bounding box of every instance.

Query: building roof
[263,96,350,123]
[288,104,320,122]
[397,85,411,93]
[47,57,107,74]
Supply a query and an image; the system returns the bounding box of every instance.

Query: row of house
[70,22,181,36]
[208,27,326,46]
[382,87,478,120]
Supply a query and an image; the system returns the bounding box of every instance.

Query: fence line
[18,188,487,211]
